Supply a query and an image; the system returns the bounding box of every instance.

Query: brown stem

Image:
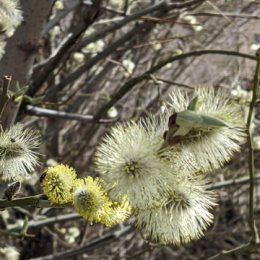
[0,75,12,124]
[246,48,260,243]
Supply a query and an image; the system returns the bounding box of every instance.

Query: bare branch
[26,105,116,124]
[28,225,134,260]
[0,75,12,123]
[95,49,257,119]
[246,48,260,243]
[189,11,260,19]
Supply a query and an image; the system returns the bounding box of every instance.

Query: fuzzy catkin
[0,124,40,181]
[0,0,23,60]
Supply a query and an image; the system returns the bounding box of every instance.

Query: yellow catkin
[41,164,77,204]
[73,177,113,226]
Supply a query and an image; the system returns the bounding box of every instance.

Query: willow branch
[0,75,12,122]
[1,172,260,209]
[31,1,102,92]
[246,48,260,243]
[189,11,260,19]
[45,23,146,99]
[28,225,134,260]
[7,212,80,232]
[206,173,260,190]
[26,105,116,123]
[208,242,260,260]
[95,49,256,118]
[0,194,45,208]
[42,1,80,35]
[0,194,72,209]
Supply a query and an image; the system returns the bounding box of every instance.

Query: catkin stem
[0,194,72,208]
[0,75,12,125]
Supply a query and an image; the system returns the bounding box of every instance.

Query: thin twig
[95,49,257,118]
[101,5,125,16]
[209,48,260,260]
[206,173,260,190]
[45,23,146,99]
[7,212,80,232]
[1,173,259,209]
[208,242,257,260]
[149,74,193,89]
[0,194,44,208]
[28,225,134,260]
[31,1,102,93]
[246,48,260,243]
[26,105,117,124]
[42,1,80,35]
[0,194,71,209]
[189,11,260,19]
[124,0,129,15]
[0,75,12,123]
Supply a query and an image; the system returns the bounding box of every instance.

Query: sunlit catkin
[135,176,216,244]
[95,115,177,209]
[41,164,77,204]
[166,86,246,172]
[73,176,113,226]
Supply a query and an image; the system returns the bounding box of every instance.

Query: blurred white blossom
[180,13,203,32]
[82,40,105,55]
[107,106,118,118]
[231,85,252,103]
[122,59,135,76]
[0,246,20,260]
[72,52,85,64]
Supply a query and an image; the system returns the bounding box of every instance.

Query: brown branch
[206,173,260,190]
[246,48,260,243]
[7,212,80,232]
[189,11,260,19]
[26,105,116,124]
[208,48,260,260]
[42,1,80,35]
[208,242,260,260]
[31,0,102,94]
[0,75,12,123]
[0,194,47,208]
[75,0,205,52]
[32,0,206,97]
[95,49,257,119]
[44,22,150,100]
[28,225,134,260]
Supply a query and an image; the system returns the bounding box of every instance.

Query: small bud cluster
[41,164,132,227]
